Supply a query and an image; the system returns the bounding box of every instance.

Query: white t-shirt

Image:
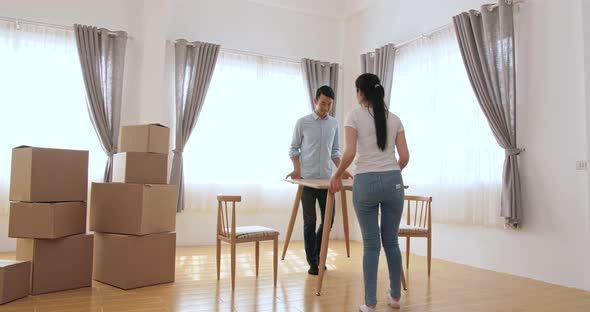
[344,106,404,175]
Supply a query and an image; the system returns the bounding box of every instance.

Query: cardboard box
[93,232,176,290]
[16,234,93,295]
[0,260,30,304]
[119,124,170,154]
[90,183,176,235]
[9,202,86,239]
[9,147,89,202]
[113,152,168,184]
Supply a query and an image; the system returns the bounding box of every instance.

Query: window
[182,51,309,211]
[0,20,105,214]
[390,26,504,226]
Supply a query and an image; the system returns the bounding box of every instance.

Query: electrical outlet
[576,160,588,171]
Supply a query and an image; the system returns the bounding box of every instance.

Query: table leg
[281,185,303,260]
[316,191,335,296]
[340,190,351,258]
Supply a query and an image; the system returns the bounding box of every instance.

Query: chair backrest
[217,195,242,239]
[404,195,433,231]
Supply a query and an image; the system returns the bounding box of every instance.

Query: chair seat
[399,225,428,234]
[231,226,279,239]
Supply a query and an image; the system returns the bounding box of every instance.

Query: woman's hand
[341,170,353,180]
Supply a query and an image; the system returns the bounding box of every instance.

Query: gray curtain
[301,58,339,117]
[74,24,127,182]
[170,40,220,212]
[453,1,523,227]
[360,44,396,104]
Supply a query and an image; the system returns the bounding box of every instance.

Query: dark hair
[355,73,387,151]
[315,85,335,100]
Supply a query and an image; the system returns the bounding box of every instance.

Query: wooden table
[282,178,352,295]
[283,178,408,295]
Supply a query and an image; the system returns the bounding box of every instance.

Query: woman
[329,73,409,311]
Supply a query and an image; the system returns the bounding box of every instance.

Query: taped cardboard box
[90,183,176,235]
[9,202,86,239]
[16,234,93,295]
[112,152,168,184]
[9,146,88,202]
[93,232,176,290]
[118,124,170,154]
[0,260,30,304]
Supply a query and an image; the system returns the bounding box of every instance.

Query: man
[286,85,352,275]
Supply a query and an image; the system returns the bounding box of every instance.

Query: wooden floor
[0,240,589,312]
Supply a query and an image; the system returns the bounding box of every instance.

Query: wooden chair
[399,195,433,276]
[401,267,407,290]
[216,195,279,290]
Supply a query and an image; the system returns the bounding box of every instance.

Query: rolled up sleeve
[331,126,342,159]
[289,120,302,158]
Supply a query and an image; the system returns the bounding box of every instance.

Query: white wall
[168,0,343,63]
[582,0,590,292]
[341,0,590,291]
[134,0,173,126]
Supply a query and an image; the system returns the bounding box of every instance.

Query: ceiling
[243,0,378,19]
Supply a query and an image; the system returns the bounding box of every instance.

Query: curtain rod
[172,40,343,70]
[223,47,303,64]
[174,40,299,63]
[390,0,525,50]
[392,22,453,50]
[487,0,526,11]
[0,16,125,37]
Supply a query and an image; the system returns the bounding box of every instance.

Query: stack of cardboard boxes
[8,146,93,296]
[91,124,177,290]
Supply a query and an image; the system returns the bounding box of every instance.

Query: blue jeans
[353,170,404,306]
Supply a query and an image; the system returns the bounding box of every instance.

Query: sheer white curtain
[183,51,309,212]
[0,20,105,214]
[390,26,504,226]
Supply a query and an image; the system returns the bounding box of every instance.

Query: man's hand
[285,170,302,179]
[329,175,342,193]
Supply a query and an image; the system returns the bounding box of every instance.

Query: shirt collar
[312,111,330,120]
